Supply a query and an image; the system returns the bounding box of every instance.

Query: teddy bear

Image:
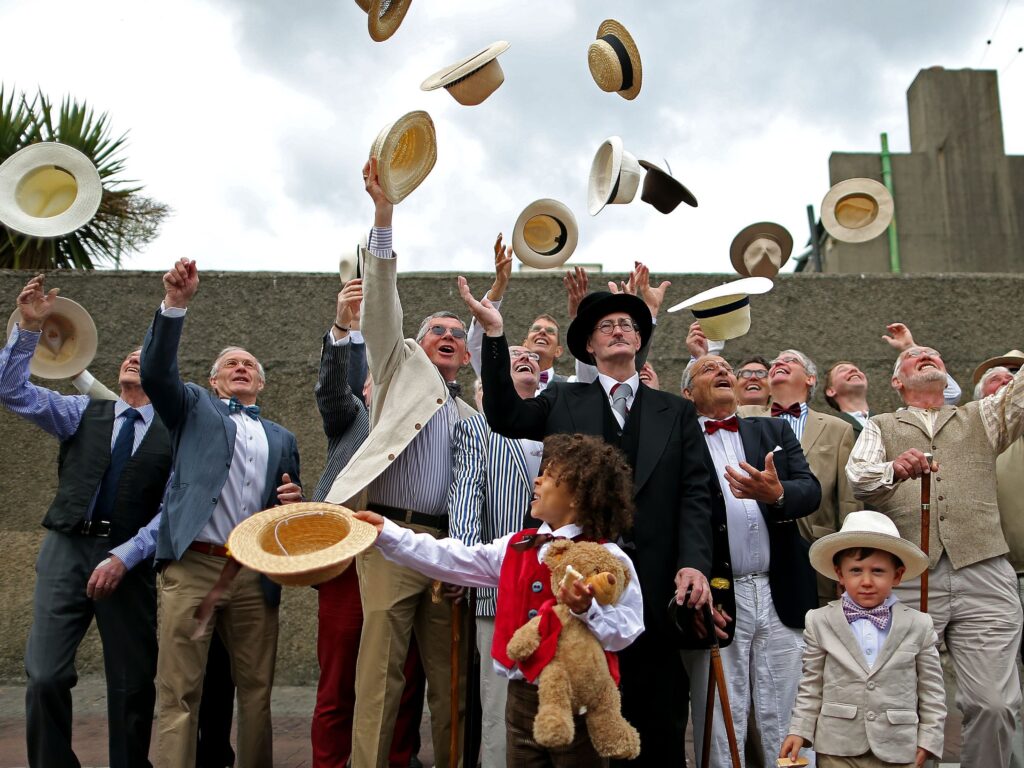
[505,539,641,759]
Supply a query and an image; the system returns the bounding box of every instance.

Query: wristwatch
[771,490,785,508]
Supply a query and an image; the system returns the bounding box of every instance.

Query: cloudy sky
[2,0,1022,276]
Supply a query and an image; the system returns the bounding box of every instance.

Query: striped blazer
[449,411,537,617]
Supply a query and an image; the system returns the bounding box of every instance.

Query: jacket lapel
[261,420,283,505]
[501,430,530,491]
[801,409,826,453]
[930,407,958,439]
[869,603,911,676]
[893,410,937,440]
[737,417,764,471]
[824,601,873,676]
[633,387,673,495]
[214,394,239,465]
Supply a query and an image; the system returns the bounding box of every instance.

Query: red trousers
[312,564,426,767]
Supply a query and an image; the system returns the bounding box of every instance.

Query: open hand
[632,261,671,318]
[15,274,59,332]
[490,233,513,301]
[564,266,588,319]
[685,321,709,358]
[725,451,785,504]
[457,276,503,336]
[882,322,916,352]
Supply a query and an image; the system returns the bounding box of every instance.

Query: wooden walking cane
[700,602,742,768]
[920,452,933,613]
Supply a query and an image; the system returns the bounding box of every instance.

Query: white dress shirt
[597,372,640,429]
[843,592,898,669]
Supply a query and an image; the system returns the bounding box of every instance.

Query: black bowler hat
[566,291,652,365]
[638,160,698,214]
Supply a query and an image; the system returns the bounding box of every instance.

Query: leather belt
[189,541,230,558]
[73,519,112,537]
[368,503,448,533]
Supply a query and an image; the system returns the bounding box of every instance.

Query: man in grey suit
[141,258,302,768]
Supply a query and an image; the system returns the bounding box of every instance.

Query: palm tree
[0,86,169,269]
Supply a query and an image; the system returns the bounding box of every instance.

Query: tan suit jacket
[788,601,946,763]
[325,252,474,507]
[998,436,1024,572]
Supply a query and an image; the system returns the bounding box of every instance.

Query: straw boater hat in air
[369,110,437,205]
[820,178,894,244]
[0,142,103,238]
[354,0,412,42]
[973,349,1024,387]
[637,160,698,214]
[587,19,642,100]
[588,136,642,216]
[809,510,928,581]
[729,222,793,278]
[667,276,773,341]
[421,41,511,106]
[228,502,378,587]
[6,296,98,379]
[512,198,579,270]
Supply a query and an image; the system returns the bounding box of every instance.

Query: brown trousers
[505,679,606,768]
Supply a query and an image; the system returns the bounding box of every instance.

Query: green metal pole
[880,132,900,273]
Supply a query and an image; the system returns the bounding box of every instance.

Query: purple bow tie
[842,595,891,631]
[539,370,550,385]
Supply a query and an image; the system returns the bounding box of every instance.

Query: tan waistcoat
[997,436,1024,572]
[874,407,1008,570]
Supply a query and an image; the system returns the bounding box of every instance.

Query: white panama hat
[339,234,366,284]
[809,510,928,581]
[6,296,98,379]
[820,178,894,244]
[588,136,641,216]
[512,198,579,270]
[0,143,102,238]
[667,276,773,341]
[369,110,437,205]
[421,41,510,106]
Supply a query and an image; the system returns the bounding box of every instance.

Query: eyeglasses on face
[771,355,805,368]
[737,368,768,380]
[594,318,638,335]
[904,347,942,359]
[529,324,558,336]
[509,349,541,362]
[426,325,467,340]
[697,360,733,376]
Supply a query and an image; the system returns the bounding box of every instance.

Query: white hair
[974,366,1011,400]
[209,347,265,382]
[777,349,818,400]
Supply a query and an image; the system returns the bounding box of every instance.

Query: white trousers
[475,616,508,767]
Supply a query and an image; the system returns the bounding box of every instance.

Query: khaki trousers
[352,523,467,768]
[895,553,1023,768]
[817,754,912,767]
[156,551,278,768]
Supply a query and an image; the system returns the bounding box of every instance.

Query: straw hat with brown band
[227,502,378,587]
[421,41,511,106]
[820,178,894,244]
[588,19,642,100]
[6,296,98,379]
[354,0,413,42]
[729,222,793,278]
[369,110,437,205]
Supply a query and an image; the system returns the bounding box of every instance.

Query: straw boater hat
[566,291,652,365]
[820,178,894,244]
[637,160,698,214]
[587,19,642,100]
[369,110,437,205]
[6,296,98,379]
[809,510,928,581]
[0,143,102,238]
[421,41,510,106]
[588,136,642,216]
[729,222,793,278]
[339,234,366,284]
[354,0,412,42]
[667,277,773,341]
[973,349,1024,387]
[227,502,377,587]
[512,198,579,269]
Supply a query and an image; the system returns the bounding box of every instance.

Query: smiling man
[846,345,1024,766]
[734,355,771,407]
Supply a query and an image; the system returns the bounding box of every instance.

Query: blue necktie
[228,396,261,420]
[92,408,141,521]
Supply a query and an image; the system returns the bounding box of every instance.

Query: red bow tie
[771,402,802,418]
[704,416,739,435]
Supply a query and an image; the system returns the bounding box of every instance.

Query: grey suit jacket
[787,601,945,762]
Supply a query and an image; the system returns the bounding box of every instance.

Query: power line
[980,0,1014,65]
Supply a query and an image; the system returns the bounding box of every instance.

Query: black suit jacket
[481,334,713,638]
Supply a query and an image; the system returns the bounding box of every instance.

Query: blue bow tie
[227,396,260,420]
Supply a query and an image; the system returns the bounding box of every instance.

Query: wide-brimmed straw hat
[566,291,652,365]
[588,136,641,216]
[369,110,437,204]
[729,222,793,277]
[587,19,642,100]
[637,160,697,214]
[821,178,894,244]
[227,502,377,587]
[512,198,579,269]
[809,510,928,581]
[667,277,773,341]
[6,296,98,379]
[354,0,413,42]
[973,349,1024,387]
[0,143,102,238]
[421,41,510,106]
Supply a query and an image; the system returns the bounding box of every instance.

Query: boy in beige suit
[781,511,946,767]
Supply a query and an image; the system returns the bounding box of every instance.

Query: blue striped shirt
[778,401,809,441]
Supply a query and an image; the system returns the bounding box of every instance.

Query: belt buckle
[80,519,93,535]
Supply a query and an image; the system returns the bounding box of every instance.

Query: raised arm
[316,282,364,439]
[468,234,513,377]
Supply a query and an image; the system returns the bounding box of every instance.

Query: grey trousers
[25,530,157,768]
[475,616,508,768]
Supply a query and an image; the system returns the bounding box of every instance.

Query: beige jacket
[788,601,946,763]
[998,436,1024,572]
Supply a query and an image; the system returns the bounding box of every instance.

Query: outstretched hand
[163,258,199,309]
[564,266,588,319]
[489,233,513,301]
[15,274,59,332]
[685,321,709,358]
[363,157,393,227]
[725,450,785,504]
[882,322,916,352]
[632,261,671,318]
[457,276,503,336]
[337,278,363,331]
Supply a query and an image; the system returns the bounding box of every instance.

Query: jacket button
[531,581,543,593]
[867,681,875,690]
[718,524,727,532]
[866,712,876,721]
[939,515,946,521]
[437,398,444,405]
[938,495,944,501]
[212,497,217,504]
[387,453,396,461]
[527,609,538,619]
[935,477,941,483]
[723,561,730,568]
[414,423,422,430]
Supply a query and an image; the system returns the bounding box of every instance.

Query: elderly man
[462,283,713,767]
[324,158,475,768]
[679,354,821,767]
[0,275,173,768]
[847,344,1024,766]
[140,258,302,768]
[450,344,544,766]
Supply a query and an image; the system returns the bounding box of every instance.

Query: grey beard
[904,369,946,388]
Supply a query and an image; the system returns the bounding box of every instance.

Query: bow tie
[771,402,802,418]
[704,416,739,436]
[842,595,891,631]
[447,381,463,400]
[510,533,562,552]
[539,370,550,385]
[227,396,261,420]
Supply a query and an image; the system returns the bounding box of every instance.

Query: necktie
[771,402,802,418]
[92,408,141,521]
[842,595,891,631]
[509,533,561,552]
[228,396,261,420]
[704,416,739,435]
[610,382,632,421]
[446,381,463,400]
[539,370,550,385]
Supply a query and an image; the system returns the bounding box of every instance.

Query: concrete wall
[1,268,1022,683]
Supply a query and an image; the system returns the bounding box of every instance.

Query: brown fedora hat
[729,222,793,277]
[354,0,413,42]
[637,160,697,214]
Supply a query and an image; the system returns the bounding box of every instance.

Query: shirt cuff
[882,462,896,486]
[109,540,146,571]
[329,328,351,346]
[159,302,187,317]
[369,226,394,258]
[72,370,95,395]
[350,330,365,344]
